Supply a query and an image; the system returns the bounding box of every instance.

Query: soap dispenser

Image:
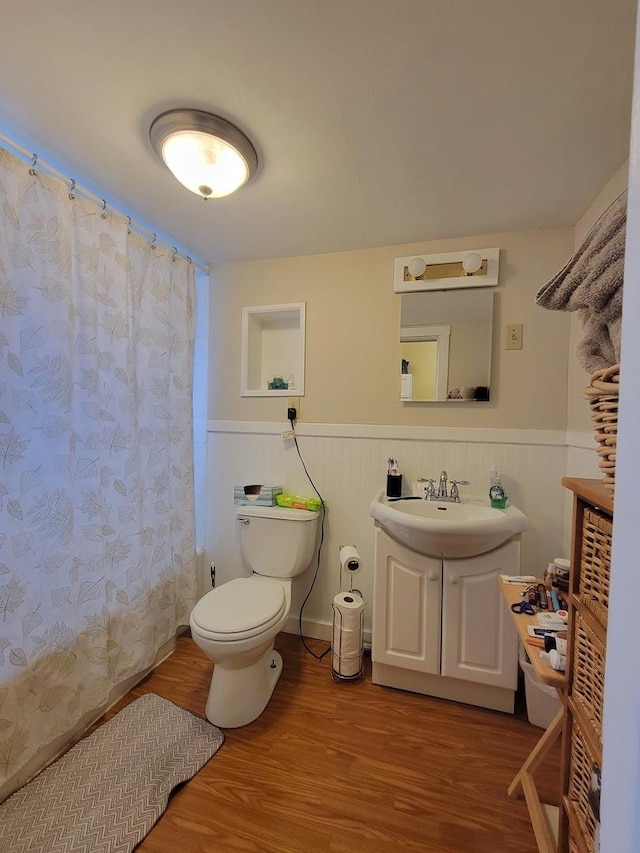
[489,470,507,509]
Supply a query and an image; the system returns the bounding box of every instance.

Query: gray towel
[535,190,626,372]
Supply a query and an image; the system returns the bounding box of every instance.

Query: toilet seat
[191,577,286,642]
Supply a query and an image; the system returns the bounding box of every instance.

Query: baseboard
[283,613,372,647]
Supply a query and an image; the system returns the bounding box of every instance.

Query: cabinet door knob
[449,577,459,585]
[428,572,439,581]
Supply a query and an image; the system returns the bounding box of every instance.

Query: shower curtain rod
[0,130,209,274]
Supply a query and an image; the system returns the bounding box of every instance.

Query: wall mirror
[400,288,493,402]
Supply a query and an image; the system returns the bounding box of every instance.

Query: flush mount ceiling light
[149,109,258,199]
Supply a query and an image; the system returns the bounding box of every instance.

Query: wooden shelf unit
[500,578,563,853]
[559,478,613,853]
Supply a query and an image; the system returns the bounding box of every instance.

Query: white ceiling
[0,0,636,266]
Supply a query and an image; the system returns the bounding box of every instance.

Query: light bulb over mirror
[462,252,483,274]
[407,257,427,277]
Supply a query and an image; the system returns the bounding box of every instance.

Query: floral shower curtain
[0,147,197,797]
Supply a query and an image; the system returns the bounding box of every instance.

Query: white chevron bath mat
[0,692,224,853]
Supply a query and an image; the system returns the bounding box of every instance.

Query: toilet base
[204,646,283,728]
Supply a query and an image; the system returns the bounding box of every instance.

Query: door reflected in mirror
[400,289,493,402]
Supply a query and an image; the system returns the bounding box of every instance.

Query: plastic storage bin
[519,644,562,728]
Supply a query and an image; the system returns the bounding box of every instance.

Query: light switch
[505,324,523,350]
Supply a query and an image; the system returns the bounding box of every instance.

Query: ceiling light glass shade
[408,257,427,277]
[149,109,258,199]
[462,252,483,274]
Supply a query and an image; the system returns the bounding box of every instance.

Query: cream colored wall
[210,228,573,429]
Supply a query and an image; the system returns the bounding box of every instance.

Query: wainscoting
[205,421,599,641]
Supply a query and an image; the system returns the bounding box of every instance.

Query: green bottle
[489,470,507,509]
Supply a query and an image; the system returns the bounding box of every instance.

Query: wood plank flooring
[98,632,560,852]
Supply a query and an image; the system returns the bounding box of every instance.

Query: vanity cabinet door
[372,528,441,674]
[441,540,519,689]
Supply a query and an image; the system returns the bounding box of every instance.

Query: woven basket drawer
[585,363,619,494]
[567,723,599,851]
[571,611,606,740]
[579,508,612,626]
[568,836,582,853]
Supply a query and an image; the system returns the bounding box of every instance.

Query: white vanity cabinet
[371,526,519,712]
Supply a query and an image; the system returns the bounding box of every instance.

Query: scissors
[511,599,535,616]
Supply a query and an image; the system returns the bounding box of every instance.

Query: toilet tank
[236,505,320,578]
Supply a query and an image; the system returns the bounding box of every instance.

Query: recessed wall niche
[241,303,305,396]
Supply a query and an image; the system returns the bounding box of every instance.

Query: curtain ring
[68,178,76,200]
[150,233,157,250]
[186,256,192,265]
[100,199,108,220]
[28,153,38,176]
[126,216,132,234]
[171,246,178,262]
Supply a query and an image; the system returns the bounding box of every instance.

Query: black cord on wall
[290,419,331,660]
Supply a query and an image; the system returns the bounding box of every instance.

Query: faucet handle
[416,477,436,498]
[449,479,470,502]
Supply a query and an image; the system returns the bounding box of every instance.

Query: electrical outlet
[505,323,523,350]
[288,398,299,418]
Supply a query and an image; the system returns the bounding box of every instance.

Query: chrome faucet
[417,473,470,502]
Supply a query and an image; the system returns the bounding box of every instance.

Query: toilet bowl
[189,504,320,727]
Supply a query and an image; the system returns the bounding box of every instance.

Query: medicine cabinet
[241,303,305,397]
[400,288,493,402]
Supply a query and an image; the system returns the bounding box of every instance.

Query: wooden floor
[99,632,560,853]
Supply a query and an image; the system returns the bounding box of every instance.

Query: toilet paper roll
[333,591,364,612]
[332,592,365,678]
[339,545,362,575]
[332,651,361,678]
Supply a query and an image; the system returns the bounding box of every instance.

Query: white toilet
[189,503,320,727]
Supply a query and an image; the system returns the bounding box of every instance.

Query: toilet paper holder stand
[331,595,365,683]
[338,543,362,594]
[332,545,365,683]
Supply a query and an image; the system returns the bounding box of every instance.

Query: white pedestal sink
[369,489,528,558]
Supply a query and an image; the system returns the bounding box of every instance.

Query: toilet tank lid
[235,505,320,521]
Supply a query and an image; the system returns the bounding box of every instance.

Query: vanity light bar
[405,258,488,281]
[393,247,500,293]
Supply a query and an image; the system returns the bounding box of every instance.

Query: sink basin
[370,490,527,558]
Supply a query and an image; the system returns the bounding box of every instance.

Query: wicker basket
[567,724,599,850]
[584,363,619,495]
[579,507,612,627]
[572,610,606,740]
